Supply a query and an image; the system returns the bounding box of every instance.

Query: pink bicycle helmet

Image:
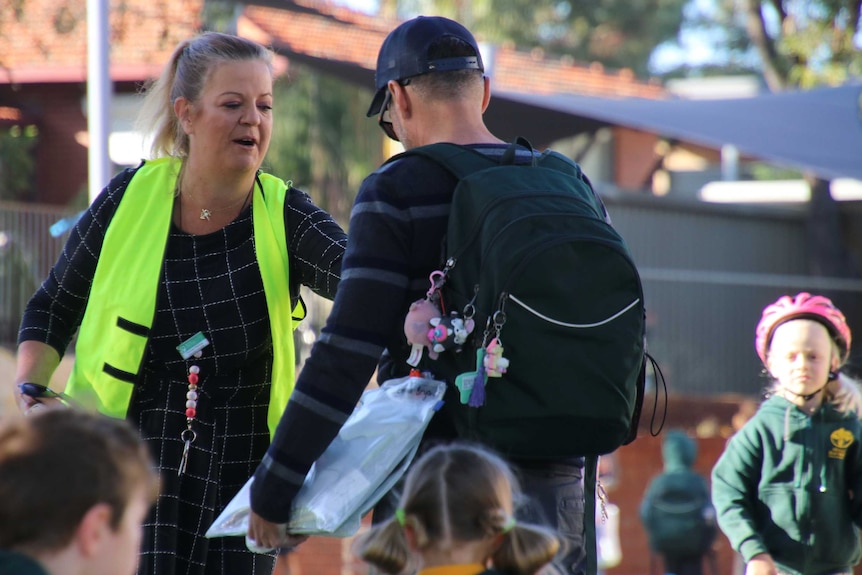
[755,292,851,365]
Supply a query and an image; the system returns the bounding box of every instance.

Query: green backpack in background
[643,479,718,559]
[401,139,647,460]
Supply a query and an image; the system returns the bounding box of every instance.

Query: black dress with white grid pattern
[19,165,345,575]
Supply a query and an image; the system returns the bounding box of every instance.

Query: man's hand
[247,510,308,552]
[745,553,778,575]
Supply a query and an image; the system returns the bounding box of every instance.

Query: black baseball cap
[366,16,484,117]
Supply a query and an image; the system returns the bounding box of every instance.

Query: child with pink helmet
[712,292,862,575]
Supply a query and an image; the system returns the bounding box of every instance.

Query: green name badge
[177,331,210,360]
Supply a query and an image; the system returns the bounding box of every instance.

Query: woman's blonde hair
[136,31,274,160]
[353,443,560,575]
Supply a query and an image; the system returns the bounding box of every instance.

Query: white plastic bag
[206,374,445,545]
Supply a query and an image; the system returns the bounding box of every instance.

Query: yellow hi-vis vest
[66,157,303,439]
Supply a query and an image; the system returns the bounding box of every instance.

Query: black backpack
[400,139,647,459]
[643,480,717,558]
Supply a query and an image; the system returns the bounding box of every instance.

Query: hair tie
[394,508,406,527]
[501,515,517,534]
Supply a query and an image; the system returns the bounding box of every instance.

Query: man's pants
[515,459,586,575]
[371,457,586,575]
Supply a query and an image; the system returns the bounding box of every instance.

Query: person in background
[712,292,862,575]
[248,16,605,574]
[640,429,716,575]
[0,409,159,575]
[353,442,560,575]
[14,31,345,575]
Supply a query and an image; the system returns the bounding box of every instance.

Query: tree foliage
[750,0,862,89]
[397,0,688,78]
[263,62,383,228]
[669,0,862,89]
[0,125,39,202]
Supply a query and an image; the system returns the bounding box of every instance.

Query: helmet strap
[781,382,829,402]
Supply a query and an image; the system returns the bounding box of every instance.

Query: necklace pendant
[199,208,211,221]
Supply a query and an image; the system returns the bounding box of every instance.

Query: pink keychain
[403,270,475,366]
[404,298,444,366]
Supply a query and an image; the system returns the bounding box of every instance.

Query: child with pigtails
[354,443,560,575]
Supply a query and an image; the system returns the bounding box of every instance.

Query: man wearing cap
[248,16,598,575]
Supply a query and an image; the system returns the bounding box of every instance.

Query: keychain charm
[455,348,486,406]
[178,363,200,476]
[176,332,209,476]
[483,337,510,377]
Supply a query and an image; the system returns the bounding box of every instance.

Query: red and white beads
[186,365,200,419]
[179,364,201,476]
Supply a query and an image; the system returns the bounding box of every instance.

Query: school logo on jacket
[829,427,855,459]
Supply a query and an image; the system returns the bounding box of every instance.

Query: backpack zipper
[446,191,605,273]
[480,211,614,269]
[495,233,643,327]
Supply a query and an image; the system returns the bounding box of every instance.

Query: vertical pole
[87,0,111,203]
[720,144,739,181]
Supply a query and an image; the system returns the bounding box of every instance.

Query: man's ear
[174,97,193,135]
[388,80,412,119]
[75,503,113,557]
[481,76,491,112]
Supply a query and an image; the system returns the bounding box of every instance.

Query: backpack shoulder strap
[536,149,584,178]
[402,142,499,180]
[396,137,546,180]
[585,454,599,575]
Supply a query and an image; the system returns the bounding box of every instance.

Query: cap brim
[366,88,387,117]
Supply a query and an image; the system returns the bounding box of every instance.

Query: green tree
[264,62,384,227]
[397,0,688,78]
[668,0,862,89]
[743,0,862,89]
[0,124,39,202]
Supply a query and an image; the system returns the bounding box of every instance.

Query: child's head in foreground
[355,442,560,575]
[0,409,159,575]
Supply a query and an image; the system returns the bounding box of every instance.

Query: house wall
[0,81,142,205]
[1,83,88,204]
[614,128,660,191]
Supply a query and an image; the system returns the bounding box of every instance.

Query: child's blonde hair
[825,373,862,416]
[354,443,560,575]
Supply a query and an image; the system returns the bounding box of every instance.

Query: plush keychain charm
[404,298,444,366]
[428,313,475,354]
[483,337,510,377]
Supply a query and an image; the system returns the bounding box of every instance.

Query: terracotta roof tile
[491,48,666,99]
[1,0,666,99]
[0,0,203,83]
[242,4,391,70]
[241,1,666,99]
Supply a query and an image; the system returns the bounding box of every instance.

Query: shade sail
[496,83,862,181]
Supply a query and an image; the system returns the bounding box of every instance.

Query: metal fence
[0,201,76,345]
[4,195,862,396]
[603,192,862,396]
